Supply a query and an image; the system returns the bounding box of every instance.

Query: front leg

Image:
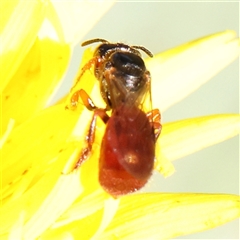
[66,56,101,109]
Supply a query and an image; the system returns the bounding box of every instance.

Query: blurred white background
[56,2,239,239]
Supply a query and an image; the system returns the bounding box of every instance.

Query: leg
[71,56,100,92]
[69,89,96,110]
[67,56,101,109]
[74,90,109,169]
[146,109,162,141]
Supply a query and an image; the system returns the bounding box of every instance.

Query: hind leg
[146,109,162,140]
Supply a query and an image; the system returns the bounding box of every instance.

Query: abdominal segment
[99,104,155,196]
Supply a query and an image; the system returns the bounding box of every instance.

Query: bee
[69,38,161,196]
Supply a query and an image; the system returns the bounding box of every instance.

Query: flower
[1,1,239,239]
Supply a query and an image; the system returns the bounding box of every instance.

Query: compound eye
[111,52,145,77]
[98,43,115,57]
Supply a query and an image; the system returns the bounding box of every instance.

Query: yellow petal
[1,169,82,239]
[0,0,47,91]
[146,30,239,111]
[39,207,105,240]
[0,119,15,148]
[52,190,107,229]
[2,37,70,132]
[1,105,70,188]
[1,153,70,236]
[22,170,82,239]
[91,197,119,239]
[99,193,240,239]
[1,103,87,237]
[154,143,175,177]
[159,114,240,162]
[38,191,118,239]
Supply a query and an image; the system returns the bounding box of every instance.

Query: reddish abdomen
[99,104,155,196]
